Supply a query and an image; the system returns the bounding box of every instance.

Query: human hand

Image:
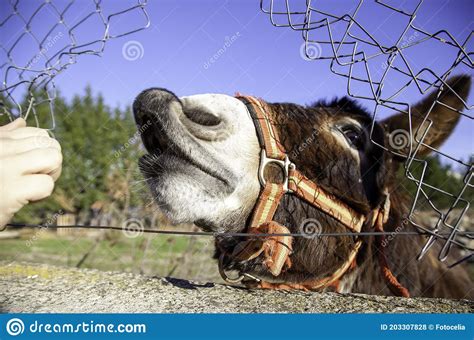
[0,118,62,227]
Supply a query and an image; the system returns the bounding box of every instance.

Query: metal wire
[0,222,433,237]
[5,222,472,268]
[260,0,473,264]
[0,0,150,128]
[1,1,472,271]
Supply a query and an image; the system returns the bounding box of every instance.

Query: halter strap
[238,95,366,232]
[219,94,409,297]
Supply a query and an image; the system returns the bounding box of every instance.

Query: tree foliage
[400,154,473,210]
[2,87,471,223]
[9,87,146,223]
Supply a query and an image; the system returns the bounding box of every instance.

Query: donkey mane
[311,96,371,119]
[219,89,473,299]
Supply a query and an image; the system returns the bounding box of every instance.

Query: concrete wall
[0,262,471,313]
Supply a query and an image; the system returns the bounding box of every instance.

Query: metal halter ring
[218,254,245,283]
[258,150,295,192]
[218,254,262,284]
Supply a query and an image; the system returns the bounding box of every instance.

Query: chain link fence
[0,0,149,128]
[260,0,473,265]
[0,1,472,280]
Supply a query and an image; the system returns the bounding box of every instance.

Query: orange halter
[218,94,409,297]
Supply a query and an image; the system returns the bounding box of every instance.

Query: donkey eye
[340,126,365,149]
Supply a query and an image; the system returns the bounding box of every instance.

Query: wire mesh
[1,0,472,280]
[260,0,473,265]
[0,0,150,129]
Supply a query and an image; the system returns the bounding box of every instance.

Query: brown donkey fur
[217,75,472,299]
[135,75,472,299]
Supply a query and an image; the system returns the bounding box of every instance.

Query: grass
[6,229,469,284]
[0,231,220,281]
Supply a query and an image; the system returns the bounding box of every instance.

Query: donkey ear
[381,75,471,157]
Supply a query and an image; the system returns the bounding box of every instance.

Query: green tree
[400,154,473,210]
[11,87,144,223]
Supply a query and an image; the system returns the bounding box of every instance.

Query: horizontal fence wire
[5,222,473,268]
[1,1,472,272]
[5,223,473,245]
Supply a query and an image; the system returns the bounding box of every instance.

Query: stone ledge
[0,262,471,313]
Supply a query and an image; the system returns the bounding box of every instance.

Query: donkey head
[134,75,470,284]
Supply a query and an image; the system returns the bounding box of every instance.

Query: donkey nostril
[183,107,221,127]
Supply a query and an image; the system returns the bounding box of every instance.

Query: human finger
[0,136,61,158]
[11,148,63,177]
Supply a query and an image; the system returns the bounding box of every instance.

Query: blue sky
[1,0,473,163]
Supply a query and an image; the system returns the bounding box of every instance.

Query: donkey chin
[134,76,473,299]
